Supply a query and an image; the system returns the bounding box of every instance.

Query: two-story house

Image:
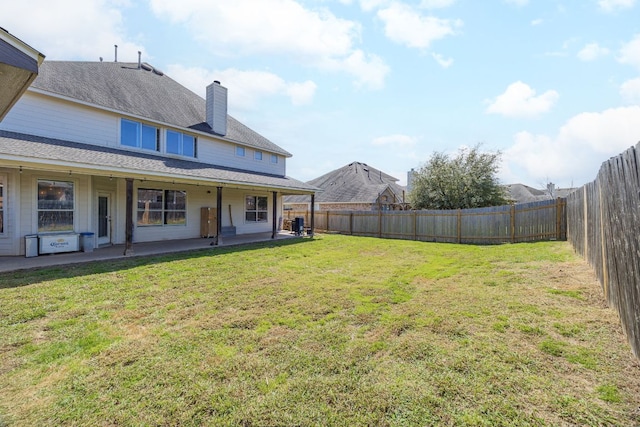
[0,53,317,256]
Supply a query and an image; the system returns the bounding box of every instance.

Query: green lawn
[1,234,639,426]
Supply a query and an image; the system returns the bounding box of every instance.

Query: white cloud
[432,53,454,68]
[618,34,640,70]
[420,0,457,8]
[359,0,389,12]
[166,65,317,110]
[504,106,640,186]
[620,77,640,103]
[598,0,636,12]
[377,2,462,49]
[0,0,143,61]
[504,0,529,6]
[150,0,388,90]
[372,134,418,148]
[335,50,390,90]
[486,81,559,118]
[577,43,610,61]
[531,18,543,26]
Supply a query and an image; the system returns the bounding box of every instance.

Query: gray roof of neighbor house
[30,61,292,157]
[0,130,315,194]
[285,161,406,204]
[505,183,577,204]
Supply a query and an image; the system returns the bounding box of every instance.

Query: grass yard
[1,234,639,426]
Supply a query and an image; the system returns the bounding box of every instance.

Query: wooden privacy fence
[567,141,640,359]
[285,197,566,245]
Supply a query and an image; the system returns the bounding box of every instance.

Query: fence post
[598,182,608,300]
[326,211,330,233]
[349,212,353,235]
[556,197,562,240]
[413,210,417,241]
[457,209,462,243]
[379,209,383,238]
[510,204,516,243]
[583,186,588,261]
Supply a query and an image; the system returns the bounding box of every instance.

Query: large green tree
[409,144,508,210]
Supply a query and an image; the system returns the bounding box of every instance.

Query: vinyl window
[37,180,74,232]
[121,119,159,151]
[245,195,268,223]
[137,188,187,226]
[0,179,4,234]
[166,130,196,158]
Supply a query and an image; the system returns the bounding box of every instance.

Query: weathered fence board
[567,142,640,359]
[285,197,566,245]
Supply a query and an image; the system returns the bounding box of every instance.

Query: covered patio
[0,231,307,273]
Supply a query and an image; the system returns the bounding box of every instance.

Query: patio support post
[310,194,315,237]
[272,191,277,239]
[216,186,223,245]
[124,178,134,255]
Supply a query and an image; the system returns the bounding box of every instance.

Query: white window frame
[137,188,187,227]
[244,195,268,223]
[0,175,4,236]
[120,118,159,152]
[36,179,76,233]
[166,129,197,158]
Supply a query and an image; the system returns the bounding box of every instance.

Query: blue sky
[3,0,640,187]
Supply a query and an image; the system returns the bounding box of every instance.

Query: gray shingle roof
[0,130,315,193]
[30,61,292,157]
[505,183,576,203]
[285,161,406,204]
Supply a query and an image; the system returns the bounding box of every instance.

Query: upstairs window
[271,154,278,164]
[166,130,196,158]
[236,146,245,157]
[121,119,159,151]
[254,151,263,161]
[37,180,74,232]
[245,195,268,223]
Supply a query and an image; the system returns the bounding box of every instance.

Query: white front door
[97,193,111,246]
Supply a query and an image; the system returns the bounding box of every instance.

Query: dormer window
[254,151,263,161]
[167,130,196,158]
[236,146,246,157]
[120,119,159,151]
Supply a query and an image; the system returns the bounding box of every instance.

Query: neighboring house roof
[0,130,314,194]
[506,183,576,204]
[285,161,406,204]
[0,28,45,120]
[30,61,292,157]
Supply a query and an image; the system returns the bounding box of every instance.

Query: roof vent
[206,80,228,135]
[141,62,152,71]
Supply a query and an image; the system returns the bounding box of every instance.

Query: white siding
[0,92,118,147]
[196,136,287,176]
[0,170,19,256]
[3,92,289,177]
